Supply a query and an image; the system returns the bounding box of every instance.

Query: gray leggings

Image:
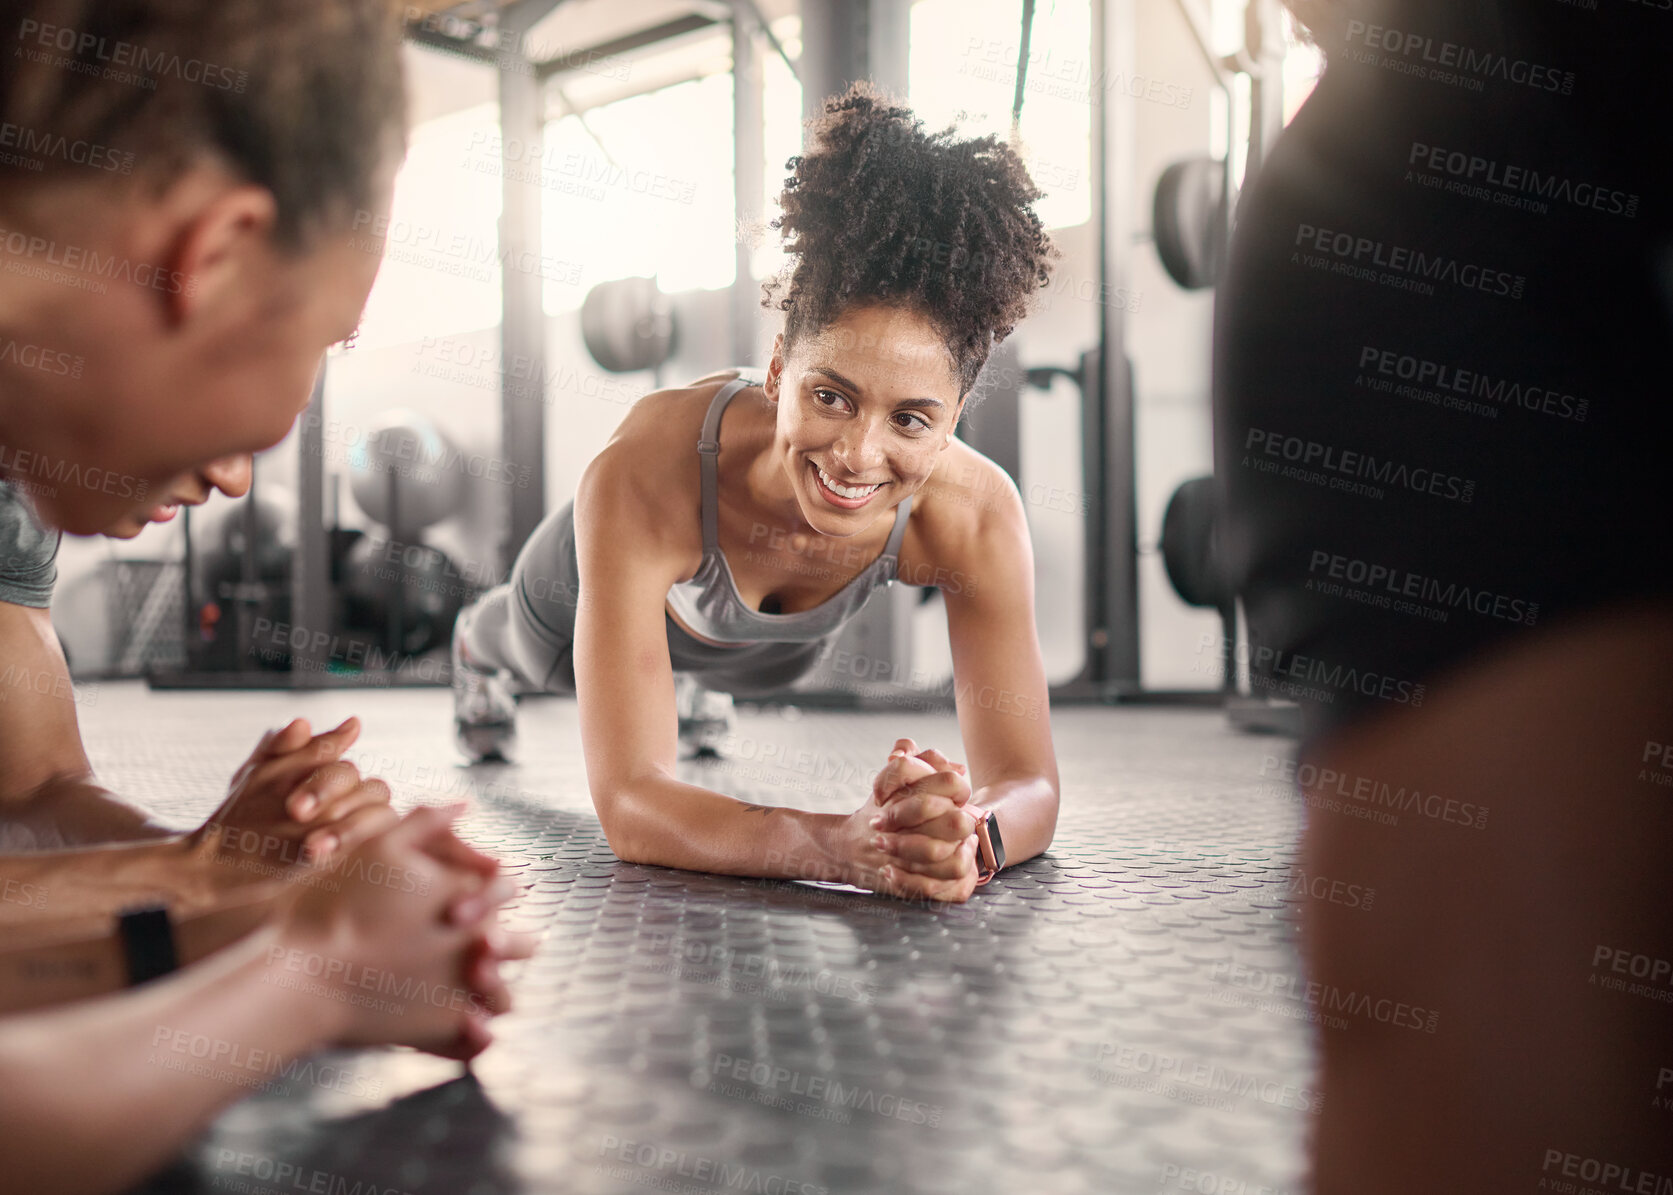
[458,501,828,696]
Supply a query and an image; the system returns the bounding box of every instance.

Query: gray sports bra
[664,374,914,647]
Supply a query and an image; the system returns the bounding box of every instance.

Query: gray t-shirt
[0,479,61,608]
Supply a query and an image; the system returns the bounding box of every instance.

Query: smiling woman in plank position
[452,83,1061,903]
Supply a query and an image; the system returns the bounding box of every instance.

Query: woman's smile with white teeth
[814,462,883,499]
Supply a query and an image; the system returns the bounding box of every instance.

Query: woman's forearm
[971,774,1058,866]
[0,921,347,1195]
[600,771,1057,885]
[0,834,226,932]
[0,772,178,848]
[599,775,850,884]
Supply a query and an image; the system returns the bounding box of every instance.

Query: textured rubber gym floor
[84,683,1316,1195]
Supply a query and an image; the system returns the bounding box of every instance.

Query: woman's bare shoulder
[577,374,740,546]
[900,440,1029,587]
[592,373,739,481]
[915,440,1024,536]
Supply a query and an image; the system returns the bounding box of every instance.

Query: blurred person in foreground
[0,3,532,1190]
[1215,1,1673,1190]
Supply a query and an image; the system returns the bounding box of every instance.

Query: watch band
[969,806,1006,886]
[117,904,179,986]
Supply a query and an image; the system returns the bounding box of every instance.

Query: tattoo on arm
[738,803,779,817]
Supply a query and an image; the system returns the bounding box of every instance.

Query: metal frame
[731,1,765,368]
[495,1,559,567]
[291,363,331,675]
[1045,0,1143,704]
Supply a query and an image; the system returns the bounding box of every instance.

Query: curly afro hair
[763,82,1057,396]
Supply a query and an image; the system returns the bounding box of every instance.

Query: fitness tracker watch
[969,806,1006,886]
[117,904,179,986]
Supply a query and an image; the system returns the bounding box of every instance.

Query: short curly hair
[763,83,1056,396]
[0,0,405,249]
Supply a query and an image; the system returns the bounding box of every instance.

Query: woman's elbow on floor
[1033,786,1062,855]
[590,791,654,865]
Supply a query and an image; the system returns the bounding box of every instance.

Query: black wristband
[118,904,178,987]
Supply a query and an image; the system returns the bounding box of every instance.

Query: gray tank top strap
[696,375,756,553]
[880,493,914,575]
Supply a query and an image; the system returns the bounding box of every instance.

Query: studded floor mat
[73,683,1313,1195]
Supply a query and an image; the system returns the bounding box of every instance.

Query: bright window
[352,102,505,352]
[540,73,739,309]
[909,0,1094,230]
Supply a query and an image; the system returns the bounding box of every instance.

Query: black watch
[117,904,179,986]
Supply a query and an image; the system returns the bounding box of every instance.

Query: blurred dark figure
[1215,2,1673,1191]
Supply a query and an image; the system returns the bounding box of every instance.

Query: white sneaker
[675,673,735,757]
[452,618,518,763]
